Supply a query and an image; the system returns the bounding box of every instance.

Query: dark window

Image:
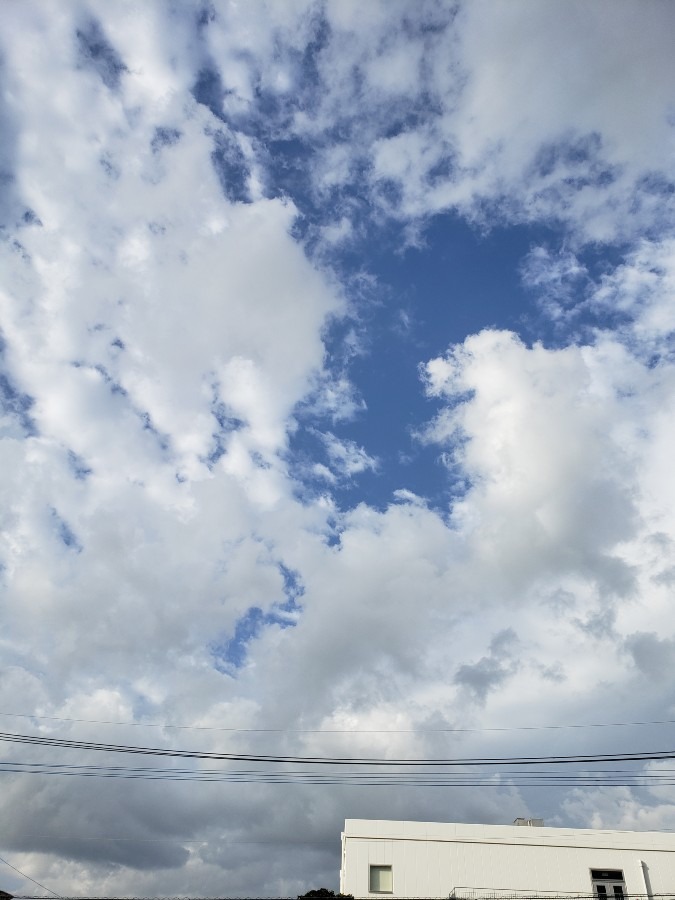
[591,868,626,900]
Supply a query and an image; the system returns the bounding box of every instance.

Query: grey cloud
[76,18,127,91]
[625,632,675,680]
[0,55,23,229]
[574,607,617,641]
[454,628,521,704]
[1,775,195,870]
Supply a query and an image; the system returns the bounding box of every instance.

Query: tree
[297,890,354,899]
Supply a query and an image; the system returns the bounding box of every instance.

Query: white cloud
[319,431,378,479]
[562,777,675,833]
[304,0,675,244]
[591,238,675,350]
[424,330,642,574]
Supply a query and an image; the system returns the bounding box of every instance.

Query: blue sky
[2,1,675,896]
[304,216,562,509]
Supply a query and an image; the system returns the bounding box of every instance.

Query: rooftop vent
[514,817,544,827]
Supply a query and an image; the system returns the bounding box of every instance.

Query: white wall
[340,820,675,898]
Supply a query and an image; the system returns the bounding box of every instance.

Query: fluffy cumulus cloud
[1,1,675,897]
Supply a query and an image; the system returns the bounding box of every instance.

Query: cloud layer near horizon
[1,1,675,896]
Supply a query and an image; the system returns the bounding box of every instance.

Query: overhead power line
[2,759,675,787]
[1,711,675,735]
[0,853,61,898]
[2,730,675,768]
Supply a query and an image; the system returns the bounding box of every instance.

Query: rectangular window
[591,869,626,900]
[370,864,393,893]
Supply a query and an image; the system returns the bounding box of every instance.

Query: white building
[340,818,675,898]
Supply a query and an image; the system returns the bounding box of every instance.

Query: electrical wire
[2,733,675,789]
[1,711,675,735]
[1,761,675,787]
[7,895,673,900]
[2,730,675,791]
[0,853,61,898]
[2,730,675,767]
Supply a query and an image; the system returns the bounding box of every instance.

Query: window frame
[369,863,393,894]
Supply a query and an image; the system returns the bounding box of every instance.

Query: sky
[1,1,675,896]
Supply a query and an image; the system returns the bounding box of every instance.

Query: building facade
[340,818,675,898]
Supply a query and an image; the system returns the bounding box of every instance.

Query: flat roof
[343,819,675,853]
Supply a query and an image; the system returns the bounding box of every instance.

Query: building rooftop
[342,818,675,852]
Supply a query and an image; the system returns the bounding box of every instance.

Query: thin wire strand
[0,853,61,899]
[8,895,670,900]
[1,710,675,735]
